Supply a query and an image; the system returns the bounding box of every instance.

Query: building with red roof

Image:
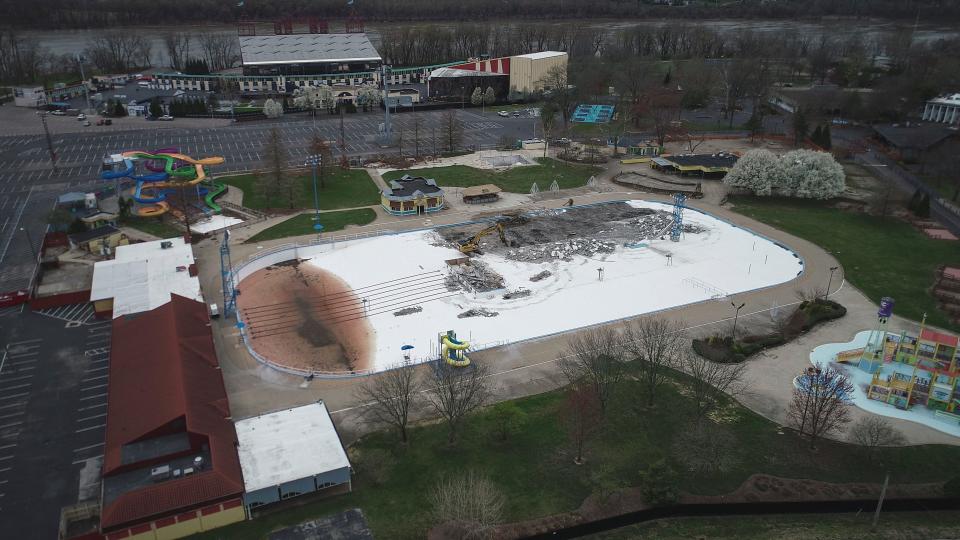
[99,294,245,539]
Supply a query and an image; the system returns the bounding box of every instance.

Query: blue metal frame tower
[670,192,686,242]
[220,229,237,317]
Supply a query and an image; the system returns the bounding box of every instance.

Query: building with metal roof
[239,33,382,77]
[89,237,202,319]
[650,152,739,177]
[236,401,352,513]
[380,175,445,215]
[100,295,245,538]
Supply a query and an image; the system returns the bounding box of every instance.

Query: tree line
[3,0,960,29]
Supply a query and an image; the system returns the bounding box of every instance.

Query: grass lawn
[219,169,380,211]
[595,511,960,539]
[382,157,602,194]
[246,208,377,243]
[729,196,960,330]
[190,368,960,540]
[119,217,182,239]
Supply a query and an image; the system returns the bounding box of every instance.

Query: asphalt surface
[0,107,533,294]
[0,309,110,539]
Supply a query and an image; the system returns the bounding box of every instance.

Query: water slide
[440,332,471,367]
[102,151,226,217]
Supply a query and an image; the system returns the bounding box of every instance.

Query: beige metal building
[509,51,568,93]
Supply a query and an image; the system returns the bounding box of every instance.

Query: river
[26,18,960,68]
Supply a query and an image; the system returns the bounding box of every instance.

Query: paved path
[193,168,959,447]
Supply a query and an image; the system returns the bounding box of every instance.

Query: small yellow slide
[440,331,471,367]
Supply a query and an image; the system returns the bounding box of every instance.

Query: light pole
[825,266,839,300]
[36,101,57,173]
[305,154,324,240]
[731,301,746,339]
[76,53,92,113]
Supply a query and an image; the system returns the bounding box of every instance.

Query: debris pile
[458,308,499,318]
[502,288,532,300]
[445,260,505,293]
[529,270,552,282]
[507,239,616,263]
[393,306,423,317]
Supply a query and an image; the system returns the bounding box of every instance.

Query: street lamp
[825,266,839,300]
[730,301,746,339]
[304,154,324,240]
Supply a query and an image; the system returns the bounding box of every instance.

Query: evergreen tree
[811,125,823,147]
[149,97,163,118]
[663,69,672,87]
[822,124,832,150]
[793,108,809,147]
[112,100,126,117]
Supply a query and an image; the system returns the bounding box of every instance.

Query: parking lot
[0,311,109,538]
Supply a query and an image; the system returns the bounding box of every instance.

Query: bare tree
[86,32,151,72]
[715,58,752,128]
[426,362,491,444]
[412,108,423,157]
[624,317,686,407]
[539,101,558,158]
[162,31,191,71]
[673,420,739,473]
[560,382,603,464]
[849,416,905,464]
[683,349,747,419]
[558,327,625,413]
[538,64,575,128]
[259,127,290,208]
[309,134,334,189]
[788,365,854,449]
[634,86,682,148]
[441,109,464,153]
[198,33,239,72]
[430,470,504,539]
[355,362,421,443]
[679,125,708,153]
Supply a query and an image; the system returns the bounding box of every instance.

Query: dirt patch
[237,261,374,373]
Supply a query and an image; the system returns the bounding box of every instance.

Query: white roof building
[239,33,381,66]
[235,401,352,510]
[90,237,202,318]
[922,93,960,125]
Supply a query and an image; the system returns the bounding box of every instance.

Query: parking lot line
[0,444,15,451]
[0,383,31,392]
[73,442,104,453]
[78,393,107,401]
[0,392,29,400]
[72,455,102,465]
[81,374,108,383]
[0,421,23,429]
[78,403,106,412]
[0,374,32,383]
[75,424,105,433]
[76,413,107,422]
[80,384,108,391]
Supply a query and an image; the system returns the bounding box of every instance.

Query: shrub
[638,459,680,505]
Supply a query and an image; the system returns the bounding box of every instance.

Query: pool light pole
[730,301,746,339]
[825,266,839,299]
[304,154,324,240]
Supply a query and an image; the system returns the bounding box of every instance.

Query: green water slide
[204,182,227,213]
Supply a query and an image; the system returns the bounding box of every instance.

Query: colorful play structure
[834,310,960,417]
[439,330,471,367]
[101,150,227,218]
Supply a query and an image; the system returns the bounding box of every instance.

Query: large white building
[922,93,960,125]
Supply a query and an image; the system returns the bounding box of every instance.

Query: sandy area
[237,260,374,373]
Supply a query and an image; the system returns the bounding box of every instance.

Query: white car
[497,111,509,117]
[50,110,66,116]
[77,113,86,121]
[158,115,174,121]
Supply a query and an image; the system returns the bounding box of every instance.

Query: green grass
[382,157,602,194]
[729,196,960,330]
[594,511,960,539]
[120,217,182,239]
[219,169,380,211]
[246,208,377,243]
[189,369,960,540]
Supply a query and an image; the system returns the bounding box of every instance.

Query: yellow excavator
[458,223,507,254]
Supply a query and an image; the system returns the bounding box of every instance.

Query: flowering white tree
[470,86,483,106]
[291,84,335,111]
[483,86,496,106]
[262,98,284,119]
[779,149,846,199]
[722,149,780,196]
[356,83,381,108]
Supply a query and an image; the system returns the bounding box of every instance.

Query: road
[0,310,110,539]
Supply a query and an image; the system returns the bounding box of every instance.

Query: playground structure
[101,150,227,218]
[439,330,471,367]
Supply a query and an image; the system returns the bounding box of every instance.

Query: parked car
[158,115,174,121]
[512,111,521,117]
[50,110,66,116]
[497,110,509,117]
[77,113,86,121]
[83,120,91,126]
